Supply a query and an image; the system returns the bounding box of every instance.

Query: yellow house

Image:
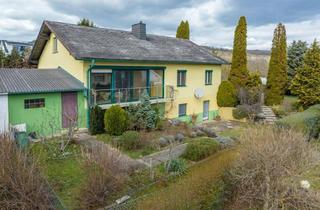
[29,21,227,126]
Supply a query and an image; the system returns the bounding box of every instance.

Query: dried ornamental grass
[227,125,320,210]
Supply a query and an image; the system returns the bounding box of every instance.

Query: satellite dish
[194,88,204,99]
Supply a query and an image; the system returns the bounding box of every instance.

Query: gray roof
[30,21,227,65]
[0,68,85,94]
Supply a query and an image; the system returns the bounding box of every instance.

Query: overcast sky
[0,0,319,50]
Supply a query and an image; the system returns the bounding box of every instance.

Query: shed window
[178,103,187,117]
[24,98,45,109]
[53,37,58,53]
[205,70,213,85]
[177,70,186,87]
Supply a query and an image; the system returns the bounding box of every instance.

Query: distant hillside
[203,46,270,80]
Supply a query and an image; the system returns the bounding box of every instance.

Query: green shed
[0,68,87,136]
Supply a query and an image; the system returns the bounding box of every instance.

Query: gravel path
[74,132,147,170]
[139,143,188,167]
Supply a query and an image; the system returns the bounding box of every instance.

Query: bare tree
[237,87,263,121]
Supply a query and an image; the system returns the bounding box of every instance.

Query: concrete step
[260,105,277,123]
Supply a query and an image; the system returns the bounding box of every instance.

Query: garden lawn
[31,142,87,209]
[133,149,237,210]
[277,104,320,131]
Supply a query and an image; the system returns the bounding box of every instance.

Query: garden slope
[135,149,236,210]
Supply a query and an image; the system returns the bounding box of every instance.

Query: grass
[277,104,320,131]
[218,126,244,138]
[133,149,237,210]
[31,141,87,209]
[272,96,299,117]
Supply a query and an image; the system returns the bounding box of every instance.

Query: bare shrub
[78,146,128,209]
[238,87,262,121]
[226,125,320,210]
[0,135,54,209]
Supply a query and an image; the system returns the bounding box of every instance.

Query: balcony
[91,85,174,109]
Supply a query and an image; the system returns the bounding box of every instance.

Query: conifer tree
[290,40,320,107]
[176,21,184,38]
[228,16,249,89]
[265,23,287,105]
[287,40,308,92]
[5,48,22,68]
[185,21,190,40]
[176,20,190,40]
[0,49,5,68]
[77,18,95,27]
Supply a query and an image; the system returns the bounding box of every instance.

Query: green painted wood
[8,92,86,136]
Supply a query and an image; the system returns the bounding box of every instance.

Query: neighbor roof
[30,21,228,65]
[0,68,85,94]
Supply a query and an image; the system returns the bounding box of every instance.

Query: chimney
[132,21,147,40]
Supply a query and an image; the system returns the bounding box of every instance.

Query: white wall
[0,95,9,133]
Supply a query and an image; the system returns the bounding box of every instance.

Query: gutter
[86,59,96,129]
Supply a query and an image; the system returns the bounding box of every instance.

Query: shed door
[62,92,78,128]
[0,95,9,133]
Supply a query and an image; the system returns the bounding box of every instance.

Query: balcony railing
[91,85,175,106]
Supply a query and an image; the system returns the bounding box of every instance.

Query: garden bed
[96,121,194,159]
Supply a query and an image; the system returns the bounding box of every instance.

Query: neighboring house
[0,68,86,135]
[0,40,33,55]
[29,20,227,128]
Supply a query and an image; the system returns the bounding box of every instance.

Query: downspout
[86,59,95,129]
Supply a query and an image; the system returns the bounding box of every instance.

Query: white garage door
[0,95,9,133]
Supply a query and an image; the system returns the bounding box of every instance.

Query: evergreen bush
[89,105,105,135]
[217,81,238,107]
[127,91,158,130]
[165,158,187,176]
[290,40,320,107]
[118,131,141,150]
[232,105,249,119]
[182,138,220,161]
[104,106,129,136]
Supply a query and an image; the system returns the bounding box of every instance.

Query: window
[91,72,112,104]
[205,70,213,85]
[149,69,164,98]
[177,70,187,87]
[53,36,58,53]
[24,98,45,109]
[178,103,187,117]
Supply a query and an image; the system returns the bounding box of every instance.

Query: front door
[203,100,209,120]
[62,92,78,128]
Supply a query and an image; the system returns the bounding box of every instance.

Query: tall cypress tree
[290,40,320,107]
[176,20,190,40]
[185,21,190,40]
[228,16,249,89]
[265,23,287,105]
[176,21,184,39]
